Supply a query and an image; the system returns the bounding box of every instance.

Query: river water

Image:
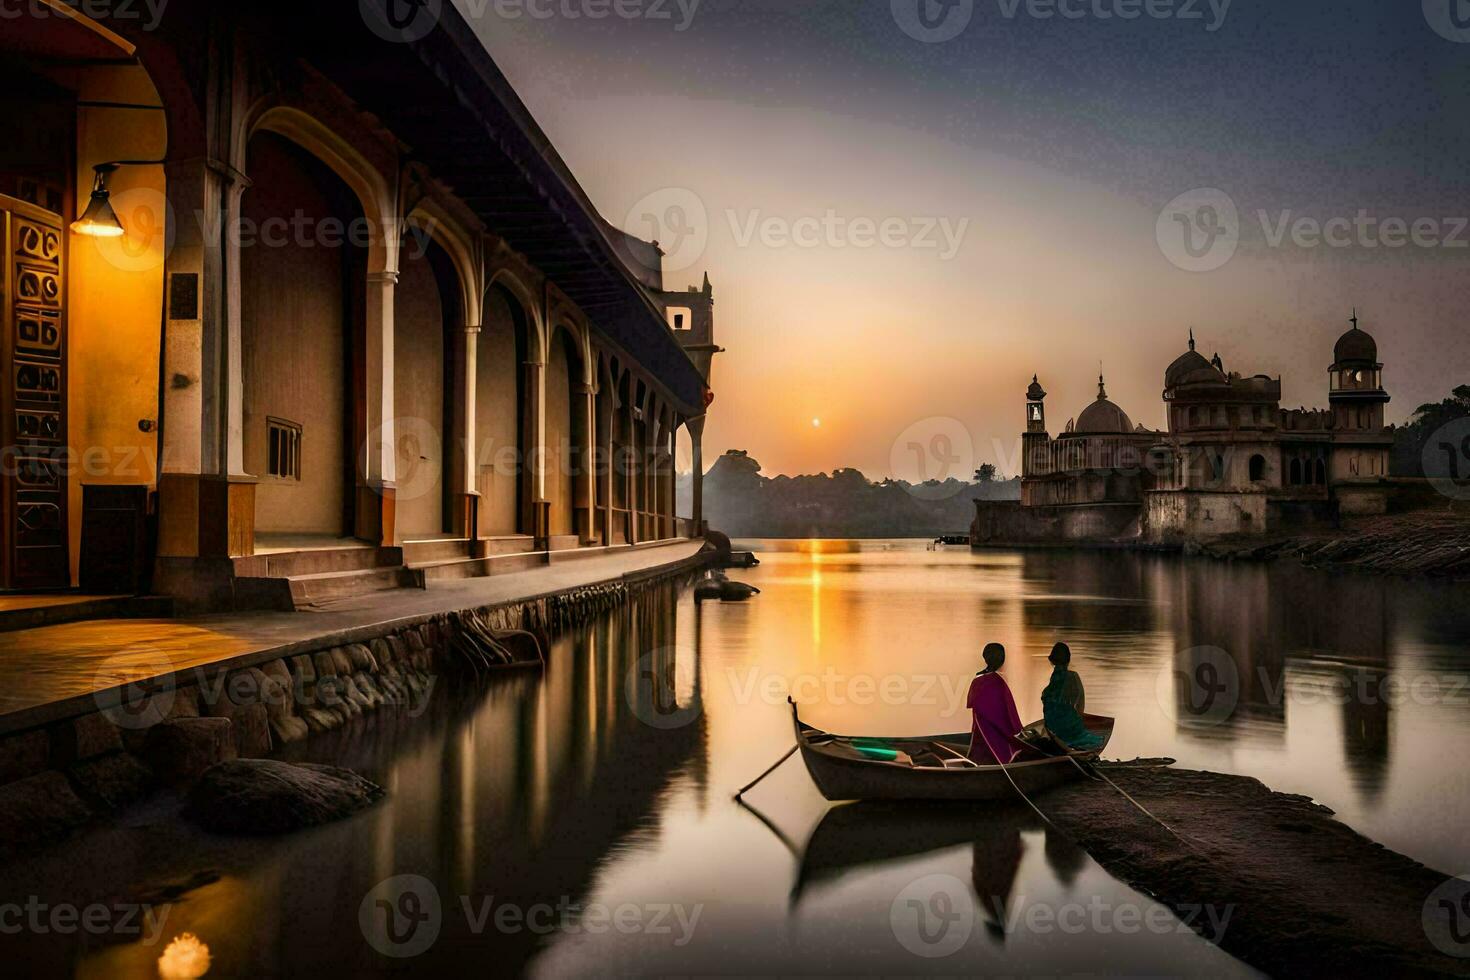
[9,540,1470,977]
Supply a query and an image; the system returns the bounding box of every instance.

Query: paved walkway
[0,540,705,735]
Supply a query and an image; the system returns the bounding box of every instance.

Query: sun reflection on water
[156,933,210,979]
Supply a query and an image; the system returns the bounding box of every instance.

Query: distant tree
[974,464,997,483]
[1393,384,1470,476]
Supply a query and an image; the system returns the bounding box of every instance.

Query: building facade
[2,2,719,610]
[975,317,1393,547]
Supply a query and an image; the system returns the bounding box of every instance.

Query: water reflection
[3,541,1464,977]
[749,541,1468,873]
[789,801,1082,944]
[0,583,707,978]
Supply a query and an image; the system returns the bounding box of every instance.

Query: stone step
[233,546,404,579]
[479,535,537,557]
[286,565,426,609]
[420,551,547,581]
[400,538,473,564]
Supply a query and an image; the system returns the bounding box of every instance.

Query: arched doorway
[240,131,365,538]
[611,369,634,544]
[544,326,585,540]
[476,282,531,537]
[393,239,461,539]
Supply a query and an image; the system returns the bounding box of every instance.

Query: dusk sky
[466,0,1470,480]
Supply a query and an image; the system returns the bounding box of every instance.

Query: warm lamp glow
[157,932,211,978]
[71,164,126,238]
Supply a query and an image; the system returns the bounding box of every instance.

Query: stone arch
[475,281,536,537]
[544,320,588,539]
[394,236,463,538]
[238,129,367,537]
[405,198,482,329]
[485,266,544,365]
[399,200,482,537]
[241,103,397,274]
[546,294,595,387]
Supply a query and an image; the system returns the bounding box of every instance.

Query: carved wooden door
[1,195,68,590]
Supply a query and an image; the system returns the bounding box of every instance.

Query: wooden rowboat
[790,699,1113,802]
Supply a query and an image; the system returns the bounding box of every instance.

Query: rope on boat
[734,744,800,801]
[1065,755,1209,855]
[929,740,1058,834]
[986,750,1062,831]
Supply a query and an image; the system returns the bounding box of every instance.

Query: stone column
[687,414,706,532]
[647,408,662,539]
[156,157,257,565]
[576,382,597,545]
[646,412,659,542]
[458,324,480,540]
[624,399,638,545]
[522,358,548,544]
[596,370,616,548]
[664,423,677,538]
[356,269,398,546]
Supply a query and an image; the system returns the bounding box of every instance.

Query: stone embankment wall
[971,500,1143,546]
[0,567,699,859]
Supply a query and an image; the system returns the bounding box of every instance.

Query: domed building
[1016,373,1162,523]
[1154,331,1287,506]
[977,313,1394,548]
[1327,315,1392,475]
[1073,378,1134,435]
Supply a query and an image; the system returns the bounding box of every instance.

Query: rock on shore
[0,772,92,859]
[1043,763,1470,978]
[1204,511,1470,578]
[184,759,384,835]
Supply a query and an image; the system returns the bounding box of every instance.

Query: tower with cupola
[1329,310,1389,432]
[1328,311,1393,487]
[1023,375,1048,479]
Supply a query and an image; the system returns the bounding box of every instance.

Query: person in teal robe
[1041,643,1104,750]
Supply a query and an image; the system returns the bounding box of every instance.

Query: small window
[1249,454,1266,482]
[267,418,302,481]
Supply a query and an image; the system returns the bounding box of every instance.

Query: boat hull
[791,702,1112,802]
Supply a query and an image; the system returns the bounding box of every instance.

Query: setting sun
[812,418,822,428]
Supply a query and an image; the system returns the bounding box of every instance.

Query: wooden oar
[734,744,800,801]
[930,742,979,768]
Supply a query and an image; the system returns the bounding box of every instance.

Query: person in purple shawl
[967,643,1027,765]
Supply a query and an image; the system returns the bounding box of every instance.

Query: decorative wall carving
[3,199,69,588]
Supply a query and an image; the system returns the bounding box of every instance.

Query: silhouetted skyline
[471,0,1470,478]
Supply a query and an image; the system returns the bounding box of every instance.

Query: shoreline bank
[0,543,711,861]
[967,509,1470,581]
[1043,763,1470,978]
